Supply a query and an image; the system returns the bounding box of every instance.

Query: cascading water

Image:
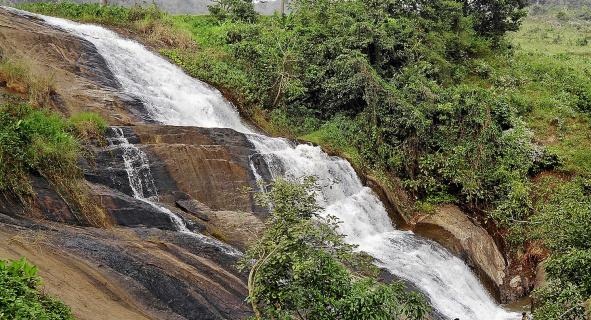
[107,127,188,231]
[21,9,519,320]
[106,126,242,256]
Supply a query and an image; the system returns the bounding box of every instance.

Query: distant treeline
[530,0,591,8]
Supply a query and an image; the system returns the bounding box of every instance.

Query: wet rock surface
[83,125,271,215]
[0,7,147,124]
[0,214,252,320]
[414,205,507,301]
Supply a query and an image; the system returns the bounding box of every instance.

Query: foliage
[0,258,73,320]
[21,1,536,222]
[208,0,258,23]
[18,2,193,49]
[465,0,528,37]
[532,180,591,251]
[18,2,162,25]
[532,279,588,320]
[239,178,429,319]
[530,180,591,319]
[0,103,108,227]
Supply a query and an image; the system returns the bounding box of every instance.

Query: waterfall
[106,126,242,256]
[107,127,189,232]
[25,10,519,320]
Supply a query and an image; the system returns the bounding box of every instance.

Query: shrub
[0,258,73,320]
[208,0,258,23]
[532,279,588,320]
[532,180,591,251]
[530,179,591,319]
[240,178,430,319]
[0,104,109,227]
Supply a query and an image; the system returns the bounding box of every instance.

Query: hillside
[0,1,590,319]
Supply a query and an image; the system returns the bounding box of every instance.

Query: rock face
[133,125,269,214]
[0,8,267,318]
[0,214,252,320]
[414,205,507,301]
[0,7,147,124]
[84,125,269,215]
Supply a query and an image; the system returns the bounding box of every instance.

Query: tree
[463,0,528,37]
[208,0,258,23]
[239,178,429,320]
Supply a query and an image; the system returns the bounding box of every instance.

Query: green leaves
[0,258,73,320]
[0,104,79,199]
[241,178,429,319]
[529,180,591,319]
[208,0,258,23]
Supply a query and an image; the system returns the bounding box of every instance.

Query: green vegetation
[0,103,109,227]
[529,178,591,319]
[18,2,193,49]
[240,178,429,319]
[0,258,73,320]
[19,2,161,26]
[69,112,108,141]
[0,36,109,228]
[17,0,591,316]
[0,57,55,107]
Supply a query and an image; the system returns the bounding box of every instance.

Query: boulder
[414,204,506,301]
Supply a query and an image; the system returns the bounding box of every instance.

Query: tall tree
[464,0,528,37]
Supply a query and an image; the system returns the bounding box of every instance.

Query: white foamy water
[18,9,519,320]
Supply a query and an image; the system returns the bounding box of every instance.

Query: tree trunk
[281,0,285,16]
[100,0,108,6]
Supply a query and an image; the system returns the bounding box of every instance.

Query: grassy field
[508,13,591,176]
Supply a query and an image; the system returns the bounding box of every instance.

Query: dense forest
[0,0,589,318]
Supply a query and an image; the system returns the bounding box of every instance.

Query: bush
[533,279,588,320]
[208,0,258,23]
[0,258,73,320]
[240,178,430,319]
[532,180,591,251]
[530,179,591,319]
[545,249,591,296]
[0,104,108,227]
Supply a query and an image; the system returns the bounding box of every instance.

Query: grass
[0,57,55,107]
[507,13,591,176]
[18,2,194,49]
[0,103,110,227]
[69,112,108,142]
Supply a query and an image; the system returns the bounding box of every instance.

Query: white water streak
[28,10,517,320]
[106,126,241,256]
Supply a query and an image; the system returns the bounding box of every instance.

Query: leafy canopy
[531,180,591,319]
